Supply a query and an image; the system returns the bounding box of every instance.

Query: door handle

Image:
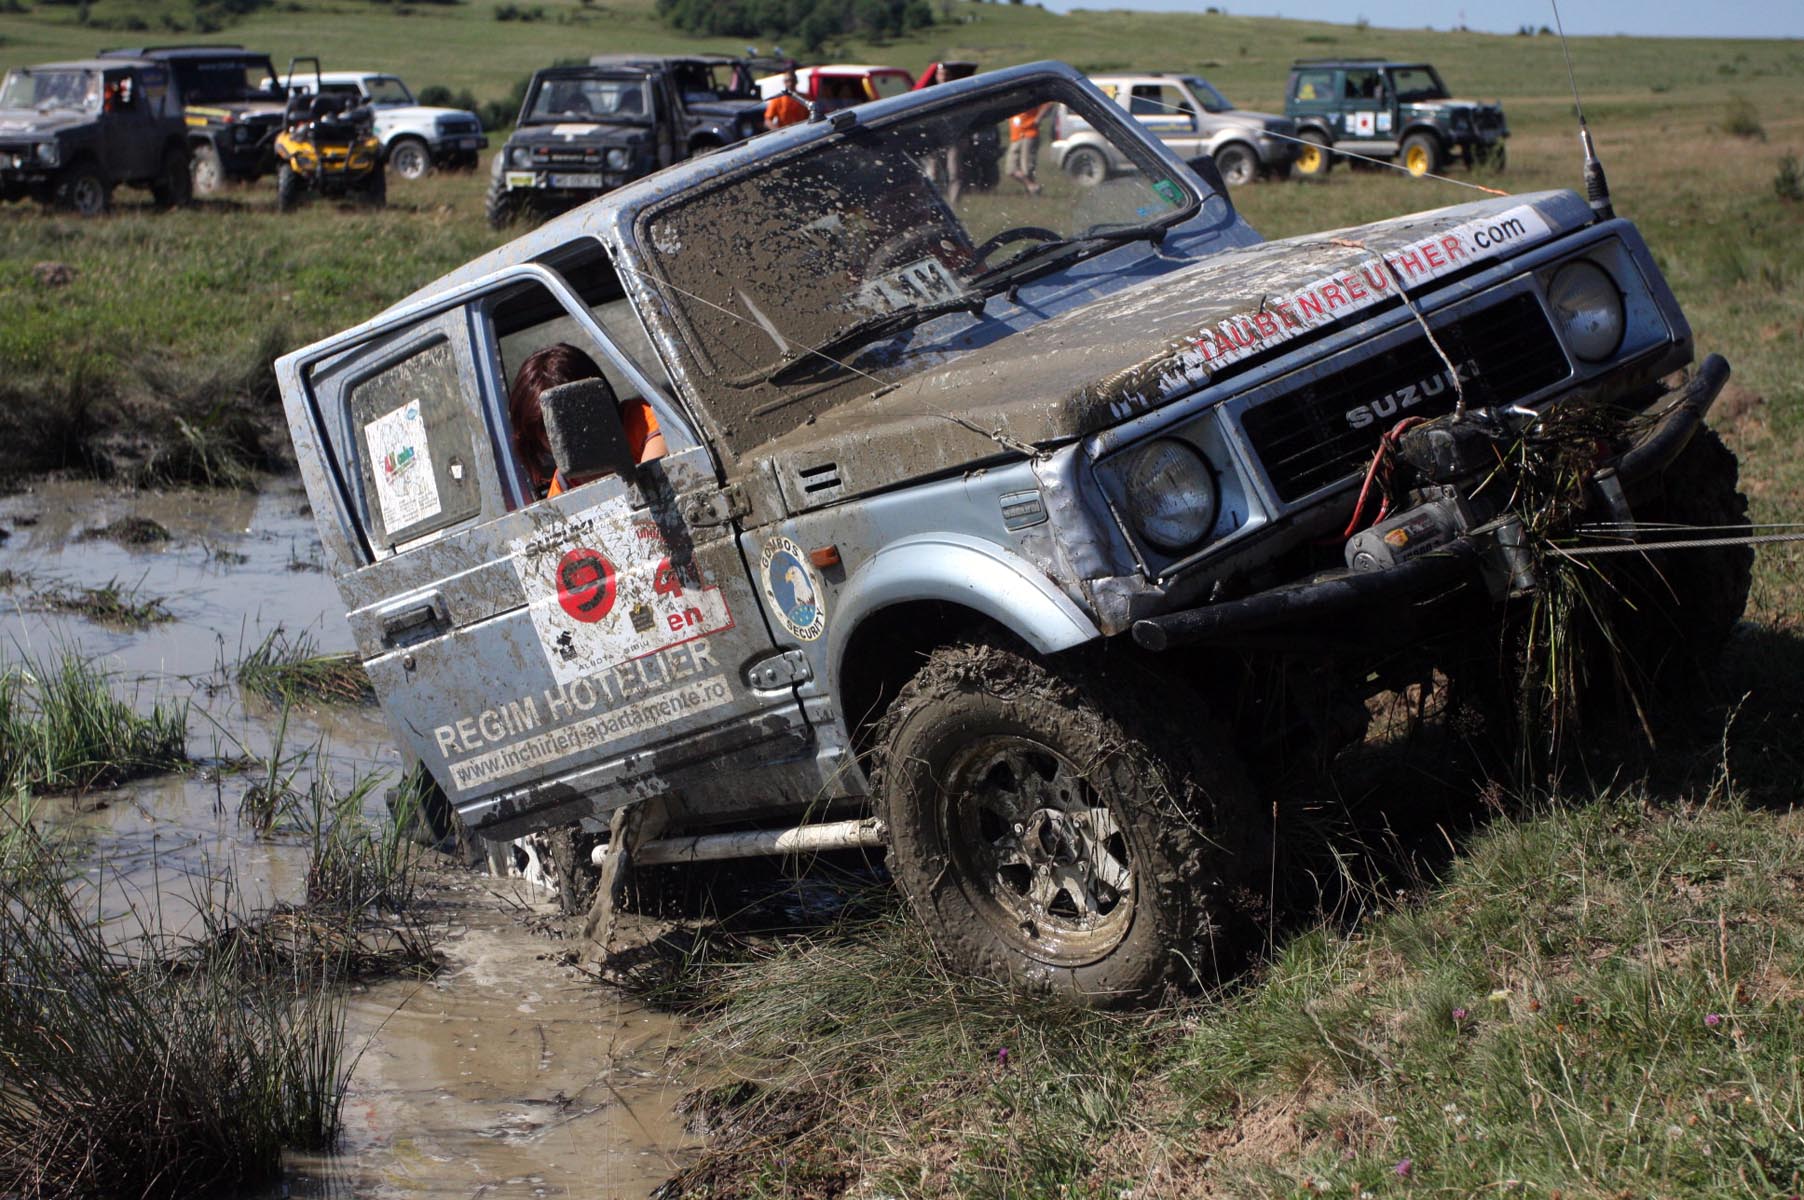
[377,595,449,647]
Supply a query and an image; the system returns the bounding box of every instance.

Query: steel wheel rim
[193,154,219,194]
[1220,153,1254,186]
[1406,145,1430,175]
[71,176,103,215]
[941,734,1135,965]
[1299,144,1323,173]
[392,142,427,179]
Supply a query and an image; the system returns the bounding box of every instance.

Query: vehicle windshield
[524,74,649,124]
[0,69,98,113]
[643,76,1202,454]
[1180,75,1234,113]
[364,76,413,106]
[175,57,279,103]
[1391,67,1449,102]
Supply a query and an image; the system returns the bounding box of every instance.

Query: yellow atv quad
[273,58,384,212]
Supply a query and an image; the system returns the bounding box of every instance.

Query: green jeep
[1284,59,1507,179]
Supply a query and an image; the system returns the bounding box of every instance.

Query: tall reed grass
[0,651,186,793]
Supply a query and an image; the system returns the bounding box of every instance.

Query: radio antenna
[1550,0,1614,221]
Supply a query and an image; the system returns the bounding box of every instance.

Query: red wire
[1342,416,1431,539]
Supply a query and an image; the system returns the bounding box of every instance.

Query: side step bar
[589,817,886,868]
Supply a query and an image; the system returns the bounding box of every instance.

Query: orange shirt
[547,397,661,498]
[1009,104,1047,142]
[764,93,808,129]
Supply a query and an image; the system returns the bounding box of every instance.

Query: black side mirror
[540,378,636,485]
[1186,152,1232,200]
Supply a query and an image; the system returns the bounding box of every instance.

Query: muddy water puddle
[0,481,702,1196]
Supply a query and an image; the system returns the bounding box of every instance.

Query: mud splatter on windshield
[643,78,1202,454]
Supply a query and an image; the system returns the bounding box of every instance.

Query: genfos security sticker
[760,535,826,642]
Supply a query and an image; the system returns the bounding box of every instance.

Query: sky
[1040,0,1804,39]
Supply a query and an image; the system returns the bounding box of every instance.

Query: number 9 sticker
[556,547,616,623]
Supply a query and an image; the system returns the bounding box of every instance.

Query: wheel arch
[1296,118,1335,142]
[826,534,1100,746]
[688,133,724,155]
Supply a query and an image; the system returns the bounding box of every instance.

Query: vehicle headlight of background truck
[36,140,60,167]
[509,145,532,168]
[605,147,628,169]
[1547,259,1626,361]
[1119,439,1219,552]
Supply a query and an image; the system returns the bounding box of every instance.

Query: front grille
[1240,291,1567,503]
[1474,110,1504,133]
[440,118,481,136]
[536,148,594,164]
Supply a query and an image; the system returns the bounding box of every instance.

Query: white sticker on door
[1352,111,1376,136]
[512,505,735,685]
[365,400,442,532]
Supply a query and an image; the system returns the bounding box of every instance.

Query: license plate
[458,138,479,150]
[864,255,962,312]
[505,171,535,188]
[549,172,604,189]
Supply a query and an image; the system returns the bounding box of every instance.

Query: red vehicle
[755,64,913,113]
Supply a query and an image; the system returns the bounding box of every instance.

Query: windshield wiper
[973,221,1170,294]
[748,294,985,386]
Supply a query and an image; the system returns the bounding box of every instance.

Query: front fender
[826,532,1100,692]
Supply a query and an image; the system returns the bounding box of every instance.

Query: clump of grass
[0,651,186,793]
[1778,154,1803,203]
[0,804,353,1199]
[236,627,373,708]
[1723,95,1765,139]
[666,786,1804,1199]
[39,578,174,628]
[76,516,172,546]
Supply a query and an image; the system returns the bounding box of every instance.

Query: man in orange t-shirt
[765,67,807,131]
[1008,103,1049,195]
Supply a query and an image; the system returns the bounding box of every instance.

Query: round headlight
[36,141,60,167]
[508,145,532,168]
[1120,439,1218,553]
[605,147,628,170]
[1547,259,1625,362]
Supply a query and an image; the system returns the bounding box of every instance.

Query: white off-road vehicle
[290,71,486,179]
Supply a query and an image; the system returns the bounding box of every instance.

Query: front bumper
[430,134,488,160]
[1132,354,1729,651]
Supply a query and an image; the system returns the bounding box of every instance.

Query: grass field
[3,2,1803,1194]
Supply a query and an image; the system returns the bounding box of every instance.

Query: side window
[139,67,172,117]
[1130,84,1193,128]
[323,83,360,100]
[1344,69,1382,100]
[1291,70,1335,102]
[349,337,483,549]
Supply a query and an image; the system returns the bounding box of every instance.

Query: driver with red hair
[507,342,666,498]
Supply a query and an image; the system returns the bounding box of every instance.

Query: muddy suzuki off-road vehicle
[278,62,1749,1004]
[1286,59,1507,178]
[0,57,191,215]
[486,55,766,230]
[101,45,289,195]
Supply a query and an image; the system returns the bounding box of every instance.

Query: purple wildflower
[1705,1013,1723,1028]
[1394,1159,1412,1178]
[1451,1008,1468,1021]
[997,1046,1010,1065]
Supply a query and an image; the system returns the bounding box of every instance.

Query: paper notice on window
[366,400,441,533]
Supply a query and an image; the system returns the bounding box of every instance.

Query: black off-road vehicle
[0,58,191,215]
[102,45,289,195]
[1285,59,1507,178]
[486,55,766,230]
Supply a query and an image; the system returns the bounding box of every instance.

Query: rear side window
[348,337,482,550]
[1291,70,1335,103]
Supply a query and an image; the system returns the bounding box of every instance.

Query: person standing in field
[1007,102,1049,195]
[765,66,807,131]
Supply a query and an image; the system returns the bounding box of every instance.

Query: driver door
[287,262,807,837]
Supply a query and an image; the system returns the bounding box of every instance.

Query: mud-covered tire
[275,162,303,213]
[1402,131,1442,177]
[151,146,192,209]
[1293,130,1333,178]
[1062,145,1108,188]
[485,170,519,230]
[1212,142,1258,188]
[387,136,430,181]
[874,641,1258,1006]
[190,141,224,197]
[1590,426,1752,720]
[54,162,110,216]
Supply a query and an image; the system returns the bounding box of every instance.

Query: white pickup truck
[292,71,486,179]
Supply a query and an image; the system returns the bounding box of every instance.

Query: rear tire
[151,146,192,209]
[275,162,303,213]
[387,136,430,181]
[875,641,1258,1006]
[54,162,110,216]
[1293,129,1333,178]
